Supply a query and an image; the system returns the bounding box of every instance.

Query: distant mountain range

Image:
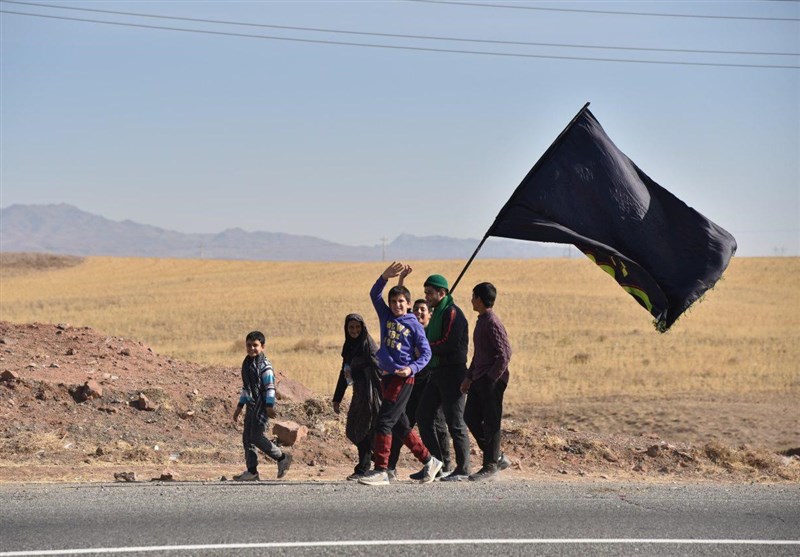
[0,204,567,261]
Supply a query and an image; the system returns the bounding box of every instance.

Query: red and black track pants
[372,374,430,470]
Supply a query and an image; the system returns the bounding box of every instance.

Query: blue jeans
[243,406,283,472]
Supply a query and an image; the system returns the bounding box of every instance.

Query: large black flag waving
[454,104,737,332]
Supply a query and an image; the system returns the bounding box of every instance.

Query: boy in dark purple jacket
[359,261,443,486]
[461,282,513,481]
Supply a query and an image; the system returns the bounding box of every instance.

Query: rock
[272,420,308,446]
[130,393,156,411]
[78,380,103,401]
[179,410,195,419]
[151,470,176,482]
[1,370,20,382]
[646,444,662,457]
[56,323,69,330]
[275,371,314,403]
[602,449,619,463]
[119,348,132,357]
[49,363,60,368]
[113,471,137,482]
[0,338,15,345]
[65,348,76,356]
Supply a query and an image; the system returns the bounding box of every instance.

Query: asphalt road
[1,480,798,556]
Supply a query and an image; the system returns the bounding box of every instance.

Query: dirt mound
[0,321,797,483]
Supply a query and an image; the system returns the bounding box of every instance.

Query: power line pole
[380,237,388,262]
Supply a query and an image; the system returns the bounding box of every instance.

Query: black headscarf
[339,313,382,445]
[341,313,377,364]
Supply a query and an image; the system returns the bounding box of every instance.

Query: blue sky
[2,0,798,256]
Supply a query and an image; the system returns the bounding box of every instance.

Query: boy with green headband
[415,273,472,481]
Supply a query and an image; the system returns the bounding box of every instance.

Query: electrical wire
[1,0,797,57]
[2,9,798,70]
[409,0,800,22]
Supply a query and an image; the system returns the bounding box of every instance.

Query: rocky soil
[0,320,797,484]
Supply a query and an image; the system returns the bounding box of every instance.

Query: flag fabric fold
[488,106,737,331]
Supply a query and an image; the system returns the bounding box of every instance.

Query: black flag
[488,105,737,331]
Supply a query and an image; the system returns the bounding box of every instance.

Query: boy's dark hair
[473,282,497,308]
[245,330,266,345]
[388,285,411,304]
[413,299,428,309]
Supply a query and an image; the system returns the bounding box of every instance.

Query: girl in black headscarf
[332,313,382,480]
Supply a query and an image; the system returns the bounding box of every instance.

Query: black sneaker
[439,468,469,482]
[233,470,259,481]
[498,454,511,471]
[409,468,425,480]
[469,464,499,482]
[277,453,292,479]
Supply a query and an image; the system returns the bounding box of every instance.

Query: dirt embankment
[0,321,797,483]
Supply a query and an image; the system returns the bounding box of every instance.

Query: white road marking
[1,539,799,556]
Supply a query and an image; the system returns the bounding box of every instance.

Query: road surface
[1,480,798,556]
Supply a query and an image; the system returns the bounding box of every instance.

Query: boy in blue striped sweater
[232,331,292,480]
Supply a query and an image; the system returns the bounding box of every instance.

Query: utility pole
[380,237,388,262]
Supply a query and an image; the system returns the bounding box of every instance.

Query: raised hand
[398,264,413,286]
[381,261,406,280]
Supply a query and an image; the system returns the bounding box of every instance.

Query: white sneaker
[233,470,259,481]
[358,469,390,486]
[420,456,443,484]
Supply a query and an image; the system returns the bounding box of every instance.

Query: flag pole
[449,234,489,295]
[449,101,591,296]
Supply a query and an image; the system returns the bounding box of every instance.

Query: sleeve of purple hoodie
[409,319,431,375]
[370,275,391,322]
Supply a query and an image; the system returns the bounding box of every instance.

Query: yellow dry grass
[1,256,797,404]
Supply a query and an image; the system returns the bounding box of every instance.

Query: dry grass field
[0,253,798,483]
[1,254,796,405]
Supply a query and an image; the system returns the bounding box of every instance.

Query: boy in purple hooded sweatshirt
[359,261,443,486]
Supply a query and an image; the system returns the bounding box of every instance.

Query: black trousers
[417,366,471,474]
[387,374,451,470]
[464,376,506,466]
[354,435,373,474]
